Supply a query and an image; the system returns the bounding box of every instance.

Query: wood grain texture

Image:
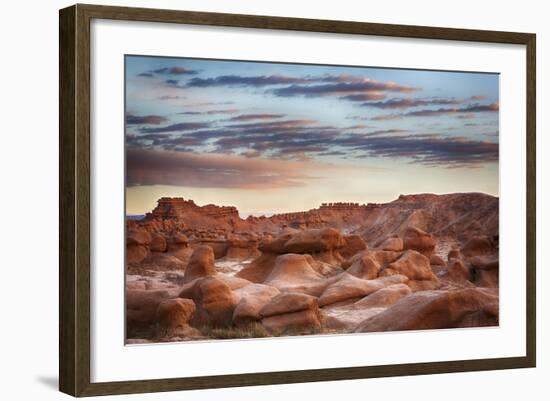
[59,3,537,397]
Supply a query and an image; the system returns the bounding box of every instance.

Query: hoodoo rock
[402,227,436,258]
[155,298,197,337]
[283,228,345,253]
[126,230,152,264]
[355,288,499,332]
[319,273,408,306]
[126,290,170,335]
[179,276,239,328]
[259,293,321,335]
[182,246,216,284]
[232,284,280,327]
[263,254,327,296]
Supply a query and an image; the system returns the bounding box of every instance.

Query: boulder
[150,234,167,253]
[354,284,412,309]
[319,273,407,306]
[182,246,216,284]
[126,289,170,335]
[126,230,152,264]
[355,288,498,332]
[283,228,345,253]
[377,235,403,252]
[441,259,472,284]
[261,308,321,335]
[259,292,318,317]
[263,254,327,296]
[236,254,278,283]
[232,284,280,326]
[345,253,381,280]
[382,250,436,281]
[179,276,239,328]
[225,235,260,260]
[340,235,368,259]
[474,269,499,288]
[258,232,294,254]
[142,254,187,270]
[155,298,196,337]
[461,236,493,257]
[402,227,436,257]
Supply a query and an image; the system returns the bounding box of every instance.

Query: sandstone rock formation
[182,246,216,284]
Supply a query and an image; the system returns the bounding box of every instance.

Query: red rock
[340,235,368,259]
[354,284,412,309]
[441,259,472,283]
[150,234,167,252]
[355,288,499,332]
[461,235,494,257]
[259,292,318,317]
[470,255,499,270]
[263,254,327,296]
[232,284,280,326]
[448,248,461,261]
[402,227,436,257]
[126,290,170,335]
[430,254,446,266]
[127,230,152,246]
[261,308,321,335]
[155,298,196,337]
[382,250,436,281]
[283,228,345,253]
[377,235,404,252]
[236,254,278,283]
[182,246,216,283]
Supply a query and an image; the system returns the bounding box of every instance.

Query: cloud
[340,93,386,102]
[165,79,180,86]
[137,72,154,78]
[228,113,286,122]
[126,148,345,189]
[157,95,186,100]
[405,103,499,117]
[126,114,168,125]
[271,79,418,98]
[371,114,403,121]
[348,134,498,167]
[360,97,464,109]
[186,74,313,88]
[138,122,211,134]
[151,66,198,75]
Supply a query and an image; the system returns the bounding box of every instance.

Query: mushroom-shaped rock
[258,233,294,254]
[126,289,170,335]
[263,254,327,296]
[225,235,260,260]
[126,230,152,264]
[259,292,318,317]
[182,246,216,284]
[340,235,368,259]
[355,288,499,332]
[236,254,278,283]
[354,284,412,309]
[232,284,280,327]
[376,235,404,252]
[180,276,239,328]
[402,227,436,258]
[461,236,493,257]
[258,292,321,335]
[155,298,196,337]
[150,234,167,253]
[319,273,407,307]
[283,228,345,253]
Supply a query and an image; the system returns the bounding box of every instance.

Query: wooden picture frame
[59,3,536,397]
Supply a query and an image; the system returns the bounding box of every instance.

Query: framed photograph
[59,4,536,397]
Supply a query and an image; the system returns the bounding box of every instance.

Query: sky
[125,55,499,216]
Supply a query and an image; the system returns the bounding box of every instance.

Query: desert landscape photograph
[124,55,499,344]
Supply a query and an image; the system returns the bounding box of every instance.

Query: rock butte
[125,192,499,342]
